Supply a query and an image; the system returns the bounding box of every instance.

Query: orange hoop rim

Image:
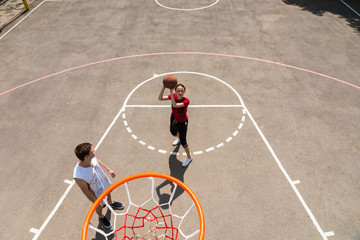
[81,172,205,240]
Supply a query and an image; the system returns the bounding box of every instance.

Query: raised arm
[170,89,185,108]
[158,86,169,101]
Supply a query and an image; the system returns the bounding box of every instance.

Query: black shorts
[170,115,188,148]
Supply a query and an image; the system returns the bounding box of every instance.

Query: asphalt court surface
[0,0,359,239]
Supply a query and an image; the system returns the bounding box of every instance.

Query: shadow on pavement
[283,0,360,34]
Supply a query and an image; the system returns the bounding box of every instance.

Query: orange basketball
[163,74,178,89]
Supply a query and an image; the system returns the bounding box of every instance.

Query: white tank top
[73,157,112,198]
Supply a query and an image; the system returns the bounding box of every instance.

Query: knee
[180,138,187,147]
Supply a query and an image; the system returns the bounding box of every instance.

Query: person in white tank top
[73,143,124,229]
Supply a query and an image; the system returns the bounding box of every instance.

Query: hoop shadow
[92,208,114,240]
[156,144,189,209]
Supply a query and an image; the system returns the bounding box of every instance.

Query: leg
[107,192,113,204]
[170,115,178,137]
[183,145,191,159]
[178,120,192,163]
[95,205,104,218]
[170,115,181,145]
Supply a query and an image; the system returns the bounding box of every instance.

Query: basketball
[163,74,178,89]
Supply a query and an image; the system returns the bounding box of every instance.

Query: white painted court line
[29,69,334,239]
[155,0,219,11]
[206,147,215,152]
[158,149,167,154]
[325,231,335,237]
[125,105,243,108]
[244,104,334,239]
[122,72,247,156]
[293,180,301,185]
[340,0,360,16]
[0,0,47,40]
[30,179,74,239]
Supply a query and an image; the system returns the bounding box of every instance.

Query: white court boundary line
[0,0,47,40]
[97,71,334,239]
[340,0,360,16]
[29,71,335,239]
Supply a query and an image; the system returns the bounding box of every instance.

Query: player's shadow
[156,144,189,209]
[92,208,115,240]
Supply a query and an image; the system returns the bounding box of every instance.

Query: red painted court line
[0,52,359,97]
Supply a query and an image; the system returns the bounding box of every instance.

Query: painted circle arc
[121,71,247,155]
[155,0,219,11]
[0,52,358,97]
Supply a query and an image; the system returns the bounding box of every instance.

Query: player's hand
[108,170,115,178]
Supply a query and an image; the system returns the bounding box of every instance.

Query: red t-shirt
[168,93,190,123]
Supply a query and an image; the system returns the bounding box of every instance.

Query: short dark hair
[74,143,92,161]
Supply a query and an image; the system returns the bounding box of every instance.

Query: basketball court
[0,0,359,239]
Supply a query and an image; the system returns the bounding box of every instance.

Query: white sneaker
[182,158,192,167]
[172,138,180,146]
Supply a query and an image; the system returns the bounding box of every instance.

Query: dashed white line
[206,147,215,152]
[148,145,155,150]
[226,137,232,142]
[217,143,224,148]
[158,149,167,154]
[139,141,146,145]
[233,130,239,136]
[131,134,137,140]
[193,151,203,155]
[238,123,243,129]
[122,113,126,119]
[126,127,132,133]
[123,121,128,126]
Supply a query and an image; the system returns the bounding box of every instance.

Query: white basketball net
[88,177,200,240]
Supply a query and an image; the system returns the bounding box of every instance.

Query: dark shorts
[170,115,188,148]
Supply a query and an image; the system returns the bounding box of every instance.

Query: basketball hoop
[82,172,204,240]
